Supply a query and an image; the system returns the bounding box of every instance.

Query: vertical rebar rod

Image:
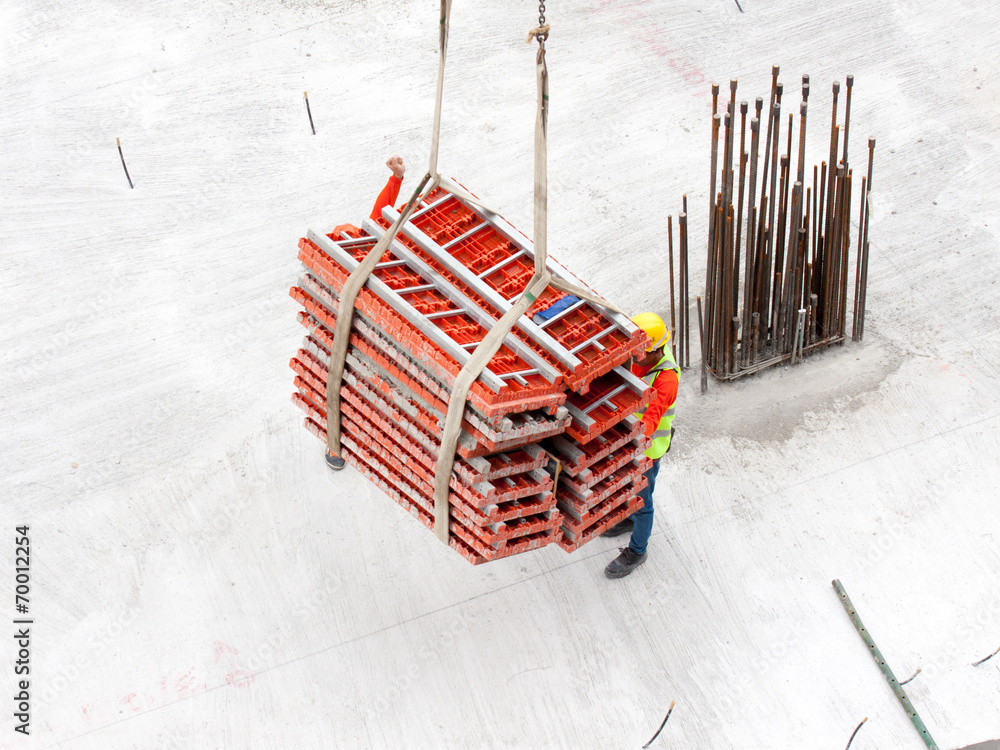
[752,202,769,354]
[680,208,690,368]
[782,182,802,350]
[758,66,780,232]
[707,113,722,347]
[668,215,676,357]
[852,176,866,340]
[796,308,807,362]
[795,226,808,318]
[823,82,841,256]
[762,96,782,336]
[827,163,846,336]
[817,160,827,269]
[712,199,726,370]
[771,154,790,347]
[842,75,854,165]
[832,580,940,750]
[697,295,707,393]
[723,209,735,374]
[838,170,853,338]
[725,81,738,209]
[796,100,808,191]
[858,138,876,340]
[809,292,819,342]
[811,165,819,264]
[734,100,749,322]
[730,316,740,375]
[741,117,761,368]
[765,89,784,264]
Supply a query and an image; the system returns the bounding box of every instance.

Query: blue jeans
[628,459,660,556]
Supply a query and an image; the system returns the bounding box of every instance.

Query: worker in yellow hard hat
[603,312,680,579]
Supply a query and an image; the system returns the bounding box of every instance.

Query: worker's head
[632,312,669,353]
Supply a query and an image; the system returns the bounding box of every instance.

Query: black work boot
[600,517,634,538]
[325,451,347,471]
[604,547,647,579]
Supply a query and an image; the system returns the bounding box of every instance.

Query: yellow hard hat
[632,312,670,352]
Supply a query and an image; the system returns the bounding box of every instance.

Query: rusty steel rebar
[695,72,874,378]
[668,214,676,359]
[741,116,761,368]
[677,201,691,368]
[697,295,707,393]
[857,137,876,340]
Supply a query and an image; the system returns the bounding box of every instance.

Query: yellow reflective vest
[636,349,680,460]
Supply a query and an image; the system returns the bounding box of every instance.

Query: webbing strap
[432,42,552,543]
[325,0,453,458]
[325,174,433,457]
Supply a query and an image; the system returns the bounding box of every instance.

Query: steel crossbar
[374,211,585,372]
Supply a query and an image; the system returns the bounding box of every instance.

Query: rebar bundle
[699,69,876,379]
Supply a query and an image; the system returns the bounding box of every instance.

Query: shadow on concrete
[957,742,1000,750]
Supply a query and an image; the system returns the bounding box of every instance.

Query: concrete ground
[2,0,999,747]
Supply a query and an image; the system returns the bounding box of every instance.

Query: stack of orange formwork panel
[289,184,654,564]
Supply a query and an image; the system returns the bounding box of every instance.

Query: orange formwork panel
[556,460,650,516]
[339,428,561,563]
[374,186,649,391]
[299,238,562,399]
[544,418,646,477]
[291,370,560,507]
[557,477,647,535]
[557,443,647,491]
[298,335,550,483]
[291,347,569,460]
[296,300,566,424]
[555,496,643,553]
[291,262,565,418]
[295,397,561,539]
[293,344,564,451]
[563,368,654,444]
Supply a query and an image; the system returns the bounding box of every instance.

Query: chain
[536,0,548,45]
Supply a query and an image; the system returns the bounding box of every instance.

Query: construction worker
[325,156,406,472]
[602,312,679,578]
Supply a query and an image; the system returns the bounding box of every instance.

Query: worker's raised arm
[370,156,406,221]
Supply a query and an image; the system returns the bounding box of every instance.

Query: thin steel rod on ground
[304,91,317,135]
[972,646,1000,667]
[845,717,868,750]
[642,700,676,748]
[832,579,940,750]
[116,138,134,189]
[899,667,922,685]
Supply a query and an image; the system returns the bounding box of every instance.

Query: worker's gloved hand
[387,155,405,179]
